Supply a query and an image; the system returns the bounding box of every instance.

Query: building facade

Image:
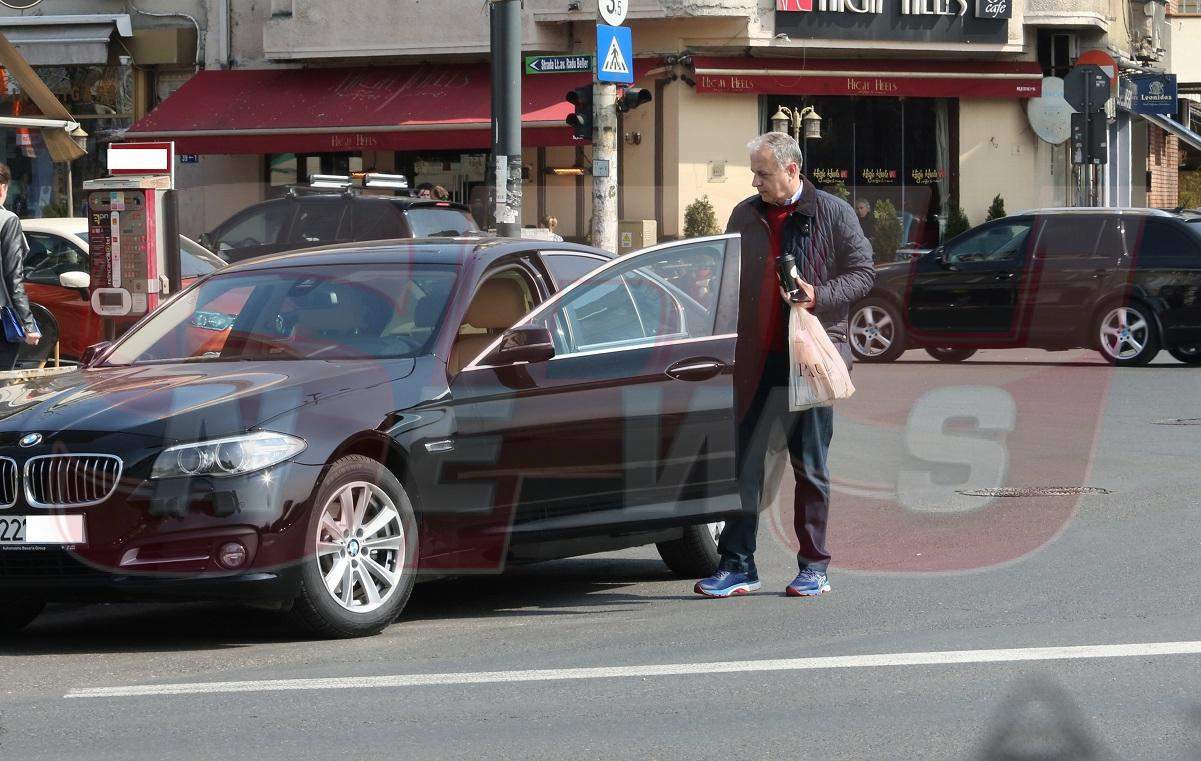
[1,0,1180,243]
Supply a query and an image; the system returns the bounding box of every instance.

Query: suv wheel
[290,455,418,638]
[656,521,723,578]
[1168,345,1201,365]
[1096,302,1161,367]
[925,347,977,363]
[850,298,906,363]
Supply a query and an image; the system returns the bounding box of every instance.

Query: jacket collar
[750,175,818,218]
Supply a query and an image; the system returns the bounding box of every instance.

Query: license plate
[0,515,86,545]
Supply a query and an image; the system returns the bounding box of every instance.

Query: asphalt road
[3,348,1201,761]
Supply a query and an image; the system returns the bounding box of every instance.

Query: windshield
[102,263,457,365]
[405,207,479,237]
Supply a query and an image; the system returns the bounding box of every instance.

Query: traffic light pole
[490,0,522,237]
[591,82,618,252]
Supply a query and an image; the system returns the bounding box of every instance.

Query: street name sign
[596,24,633,84]
[525,55,593,75]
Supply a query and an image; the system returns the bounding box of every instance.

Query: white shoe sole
[694,580,762,598]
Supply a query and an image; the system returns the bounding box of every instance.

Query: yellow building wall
[544,146,582,239]
[672,87,760,238]
[958,100,1050,222]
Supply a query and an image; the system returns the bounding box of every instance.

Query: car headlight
[151,431,306,479]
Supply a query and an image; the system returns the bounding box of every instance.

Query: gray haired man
[694,132,875,598]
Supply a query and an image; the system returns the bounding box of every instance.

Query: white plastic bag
[788,303,856,411]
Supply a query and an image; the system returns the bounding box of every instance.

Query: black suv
[200,192,481,263]
[850,208,1201,367]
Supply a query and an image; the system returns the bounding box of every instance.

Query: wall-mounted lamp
[545,166,588,176]
[624,131,642,146]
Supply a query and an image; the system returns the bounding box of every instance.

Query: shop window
[1037,31,1075,79]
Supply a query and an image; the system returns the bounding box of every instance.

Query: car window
[1034,217,1106,259]
[102,263,458,365]
[529,240,726,356]
[214,202,293,253]
[180,237,226,278]
[404,207,479,238]
[541,252,608,288]
[944,220,1033,265]
[349,199,405,242]
[1134,221,1201,263]
[24,232,87,280]
[291,200,347,246]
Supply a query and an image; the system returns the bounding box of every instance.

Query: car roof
[277,191,474,212]
[21,217,87,236]
[219,237,612,273]
[1013,207,1178,218]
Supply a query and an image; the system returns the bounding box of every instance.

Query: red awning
[126,63,657,154]
[691,57,1043,99]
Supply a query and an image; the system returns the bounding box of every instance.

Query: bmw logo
[18,433,42,448]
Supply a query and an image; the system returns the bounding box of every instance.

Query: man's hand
[778,277,816,309]
[23,331,40,347]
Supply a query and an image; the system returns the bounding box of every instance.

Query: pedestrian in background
[695,132,874,599]
[415,183,434,199]
[0,163,40,371]
[539,215,563,242]
[433,185,450,201]
[855,198,876,242]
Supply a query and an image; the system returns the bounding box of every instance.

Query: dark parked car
[200,191,481,263]
[849,208,1201,366]
[0,234,738,637]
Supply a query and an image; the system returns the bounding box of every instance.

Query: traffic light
[566,86,593,140]
[617,87,653,113]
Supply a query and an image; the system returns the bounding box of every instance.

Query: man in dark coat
[694,132,875,598]
[0,163,39,371]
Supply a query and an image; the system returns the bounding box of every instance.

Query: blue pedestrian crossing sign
[596,24,633,85]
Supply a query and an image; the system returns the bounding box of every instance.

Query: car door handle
[665,357,725,382]
[994,272,1016,280]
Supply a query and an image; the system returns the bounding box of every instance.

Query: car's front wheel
[925,347,977,363]
[1095,301,1160,367]
[1168,345,1201,365]
[850,298,906,363]
[291,455,418,638]
[0,599,45,636]
[656,521,722,577]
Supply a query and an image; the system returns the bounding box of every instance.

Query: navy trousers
[717,352,834,574]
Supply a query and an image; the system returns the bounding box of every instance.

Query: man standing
[855,198,876,242]
[695,132,874,598]
[0,163,39,370]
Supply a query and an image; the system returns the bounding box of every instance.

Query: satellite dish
[1027,77,1073,145]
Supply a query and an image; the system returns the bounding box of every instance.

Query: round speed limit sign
[599,0,628,26]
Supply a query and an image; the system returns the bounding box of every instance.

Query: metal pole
[590,82,618,252]
[490,0,522,238]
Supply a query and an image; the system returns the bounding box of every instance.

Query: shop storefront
[0,14,134,218]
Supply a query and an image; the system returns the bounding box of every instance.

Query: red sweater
[760,200,799,353]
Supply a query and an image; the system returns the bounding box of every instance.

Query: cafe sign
[1125,73,1177,117]
[776,0,1009,43]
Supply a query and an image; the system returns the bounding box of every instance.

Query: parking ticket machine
[82,142,181,325]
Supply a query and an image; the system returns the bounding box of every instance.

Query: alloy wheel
[314,481,406,614]
[1099,306,1150,362]
[851,306,895,358]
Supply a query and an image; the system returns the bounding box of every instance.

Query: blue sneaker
[786,569,831,597]
[694,569,761,598]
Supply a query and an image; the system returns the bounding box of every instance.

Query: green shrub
[1180,172,1201,209]
[683,196,721,239]
[871,199,903,263]
[985,194,1006,221]
[946,204,971,240]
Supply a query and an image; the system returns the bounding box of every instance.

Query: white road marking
[65,640,1201,699]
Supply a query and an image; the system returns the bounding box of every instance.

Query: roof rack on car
[286,172,412,198]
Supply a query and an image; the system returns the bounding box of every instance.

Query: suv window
[1034,217,1106,259]
[1135,220,1201,264]
[404,207,478,238]
[349,199,405,242]
[214,202,293,254]
[944,219,1033,265]
[291,199,348,247]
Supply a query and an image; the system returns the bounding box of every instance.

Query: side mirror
[59,271,90,289]
[484,325,555,366]
[80,341,113,368]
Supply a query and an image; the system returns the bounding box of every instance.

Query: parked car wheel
[656,521,723,578]
[0,599,45,635]
[290,455,418,639]
[925,347,977,363]
[1095,301,1161,367]
[1168,345,1201,365]
[16,304,59,368]
[850,298,907,363]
